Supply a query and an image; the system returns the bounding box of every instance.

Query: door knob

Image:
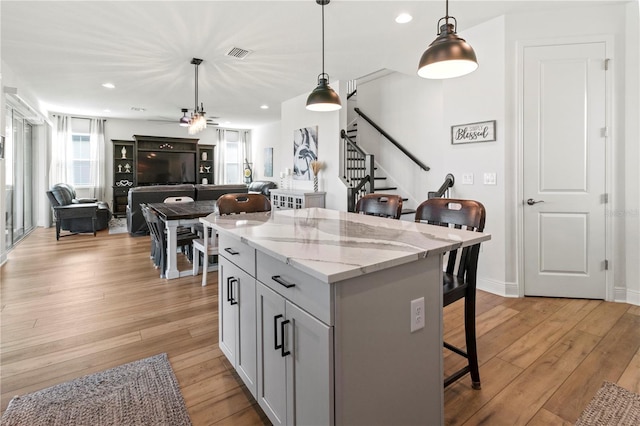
[526,198,545,206]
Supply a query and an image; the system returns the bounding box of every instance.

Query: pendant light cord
[321,1,325,76]
[194,63,199,113]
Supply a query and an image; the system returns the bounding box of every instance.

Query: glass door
[4,107,35,250]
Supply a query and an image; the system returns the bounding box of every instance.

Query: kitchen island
[202,207,490,426]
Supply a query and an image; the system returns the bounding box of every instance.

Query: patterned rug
[108,217,128,235]
[575,381,640,426]
[1,353,191,426]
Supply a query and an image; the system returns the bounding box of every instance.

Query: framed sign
[451,120,496,144]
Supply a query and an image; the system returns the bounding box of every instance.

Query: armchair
[46,183,112,240]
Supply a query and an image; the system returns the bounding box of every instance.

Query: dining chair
[140,203,162,268]
[193,193,272,286]
[414,198,486,389]
[163,195,198,258]
[355,193,403,219]
[192,227,219,286]
[216,193,272,215]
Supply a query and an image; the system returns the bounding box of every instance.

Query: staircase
[341,83,453,216]
[341,126,416,218]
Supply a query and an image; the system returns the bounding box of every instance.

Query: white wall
[624,0,640,304]
[347,3,639,304]
[505,3,634,299]
[251,121,280,183]
[258,81,347,211]
[355,16,507,293]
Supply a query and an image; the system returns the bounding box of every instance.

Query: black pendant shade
[306,0,342,111]
[307,74,342,112]
[179,108,190,127]
[418,0,478,79]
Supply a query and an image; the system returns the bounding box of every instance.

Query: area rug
[575,381,640,426]
[1,353,191,426]
[108,217,128,235]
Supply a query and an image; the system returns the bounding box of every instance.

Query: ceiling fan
[178,108,219,126]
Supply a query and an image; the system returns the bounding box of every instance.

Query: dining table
[147,200,218,279]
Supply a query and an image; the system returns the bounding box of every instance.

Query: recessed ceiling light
[102,82,115,89]
[395,13,413,24]
[103,109,111,113]
[260,104,269,109]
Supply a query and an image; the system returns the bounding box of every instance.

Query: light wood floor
[1,228,639,425]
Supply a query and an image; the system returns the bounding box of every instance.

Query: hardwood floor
[1,227,639,425]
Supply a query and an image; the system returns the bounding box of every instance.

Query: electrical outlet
[483,172,497,185]
[410,297,425,332]
[462,173,474,185]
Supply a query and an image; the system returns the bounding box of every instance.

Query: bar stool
[415,198,486,389]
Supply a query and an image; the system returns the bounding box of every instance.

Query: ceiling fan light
[179,109,190,126]
[188,114,207,135]
[306,76,342,111]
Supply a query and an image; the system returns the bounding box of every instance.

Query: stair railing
[340,129,374,212]
[428,173,455,199]
[354,107,430,172]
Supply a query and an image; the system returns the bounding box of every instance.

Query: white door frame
[516,34,616,300]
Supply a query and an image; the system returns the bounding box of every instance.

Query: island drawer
[256,251,332,325]
[219,233,256,276]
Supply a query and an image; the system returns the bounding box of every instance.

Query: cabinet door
[219,258,238,365]
[257,283,287,426]
[236,264,257,398]
[285,301,334,426]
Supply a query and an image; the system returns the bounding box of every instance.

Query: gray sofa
[126,184,248,236]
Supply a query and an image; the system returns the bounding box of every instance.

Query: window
[71,134,91,186]
[224,140,242,184]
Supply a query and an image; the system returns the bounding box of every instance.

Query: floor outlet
[410,297,425,332]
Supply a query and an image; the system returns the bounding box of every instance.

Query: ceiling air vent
[226,47,252,60]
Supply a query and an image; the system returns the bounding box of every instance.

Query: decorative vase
[121,146,127,159]
[202,177,208,185]
[313,175,318,192]
[201,151,207,161]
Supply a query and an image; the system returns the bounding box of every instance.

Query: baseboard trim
[621,287,640,306]
[477,278,519,298]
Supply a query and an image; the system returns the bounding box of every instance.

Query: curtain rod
[52,114,108,121]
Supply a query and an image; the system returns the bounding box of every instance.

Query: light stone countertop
[201,207,491,283]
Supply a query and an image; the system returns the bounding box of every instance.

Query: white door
[523,42,607,299]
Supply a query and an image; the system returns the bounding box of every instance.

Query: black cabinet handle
[227,277,238,305]
[274,314,283,350]
[272,275,295,288]
[224,247,240,255]
[280,319,291,357]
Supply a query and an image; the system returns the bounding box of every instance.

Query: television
[137,151,196,185]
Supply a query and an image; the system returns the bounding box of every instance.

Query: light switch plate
[483,172,497,185]
[462,173,474,185]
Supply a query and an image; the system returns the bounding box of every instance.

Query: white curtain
[241,130,252,180]
[49,115,71,187]
[89,118,106,199]
[215,128,226,184]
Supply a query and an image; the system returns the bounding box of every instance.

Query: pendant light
[181,57,208,134]
[306,0,342,112]
[417,0,478,79]
[179,108,190,127]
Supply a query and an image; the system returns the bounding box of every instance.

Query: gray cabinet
[218,235,257,397]
[197,145,214,184]
[256,282,333,426]
[112,139,135,217]
[270,190,325,210]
